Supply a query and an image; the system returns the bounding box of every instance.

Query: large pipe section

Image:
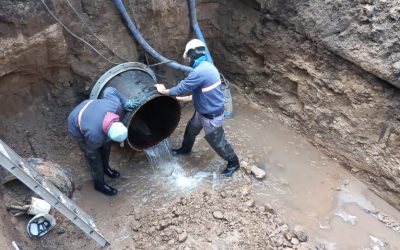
[90,62,181,150]
[113,0,193,73]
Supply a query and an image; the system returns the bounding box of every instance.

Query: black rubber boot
[205,127,240,177]
[79,142,118,196]
[100,143,120,179]
[221,157,240,177]
[104,167,120,179]
[172,122,202,156]
[94,183,118,196]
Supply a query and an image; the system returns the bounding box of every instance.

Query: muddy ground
[1,181,311,250]
[1,0,400,249]
[0,187,311,250]
[1,93,399,250]
[0,97,315,250]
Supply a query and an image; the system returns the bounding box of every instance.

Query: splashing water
[144,139,210,190]
[144,139,175,176]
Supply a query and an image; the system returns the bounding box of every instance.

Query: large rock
[0,158,74,197]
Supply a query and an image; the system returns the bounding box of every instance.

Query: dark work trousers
[78,141,112,184]
[186,111,238,163]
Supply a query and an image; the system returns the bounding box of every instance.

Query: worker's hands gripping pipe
[123,99,140,111]
[154,84,192,102]
[154,84,168,95]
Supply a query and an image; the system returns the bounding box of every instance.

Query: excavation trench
[0,0,400,249]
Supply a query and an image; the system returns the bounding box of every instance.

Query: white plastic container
[27,197,51,216]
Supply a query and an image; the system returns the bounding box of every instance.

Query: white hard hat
[27,214,56,237]
[183,39,206,59]
[107,122,128,142]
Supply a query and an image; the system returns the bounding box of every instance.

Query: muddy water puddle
[226,101,400,249]
[74,98,399,249]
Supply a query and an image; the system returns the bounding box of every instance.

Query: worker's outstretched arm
[155,71,201,96]
[102,87,127,105]
[103,87,140,111]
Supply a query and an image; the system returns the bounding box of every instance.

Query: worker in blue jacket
[68,87,139,196]
[155,39,240,177]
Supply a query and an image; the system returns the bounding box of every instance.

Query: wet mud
[7,94,395,249]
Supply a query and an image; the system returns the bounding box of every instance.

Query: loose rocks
[213,211,224,219]
[125,187,307,248]
[293,225,308,242]
[178,232,188,243]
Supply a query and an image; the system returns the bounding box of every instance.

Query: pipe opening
[91,62,181,151]
[126,96,180,150]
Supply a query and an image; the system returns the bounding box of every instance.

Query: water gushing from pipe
[144,139,209,190]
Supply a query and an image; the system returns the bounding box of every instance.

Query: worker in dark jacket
[155,39,240,177]
[68,87,139,196]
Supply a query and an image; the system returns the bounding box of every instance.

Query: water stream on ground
[143,138,209,189]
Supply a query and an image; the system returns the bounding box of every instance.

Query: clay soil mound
[130,186,311,249]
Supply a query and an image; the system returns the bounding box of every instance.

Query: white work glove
[154,84,168,95]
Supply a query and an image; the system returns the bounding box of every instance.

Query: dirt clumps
[129,186,311,249]
[241,161,266,179]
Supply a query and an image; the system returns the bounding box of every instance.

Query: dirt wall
[0,0,138,159]
[257,0,400,88]
[197,0,400,208]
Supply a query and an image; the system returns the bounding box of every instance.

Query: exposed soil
[1,0,399,209]
[1,95,399,249]
[1,0,400,249]
[127,187,310,250]
[202,0,400,209]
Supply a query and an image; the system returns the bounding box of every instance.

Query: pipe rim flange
[89,62,157,99]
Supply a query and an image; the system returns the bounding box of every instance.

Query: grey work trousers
[189,111,224,135]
